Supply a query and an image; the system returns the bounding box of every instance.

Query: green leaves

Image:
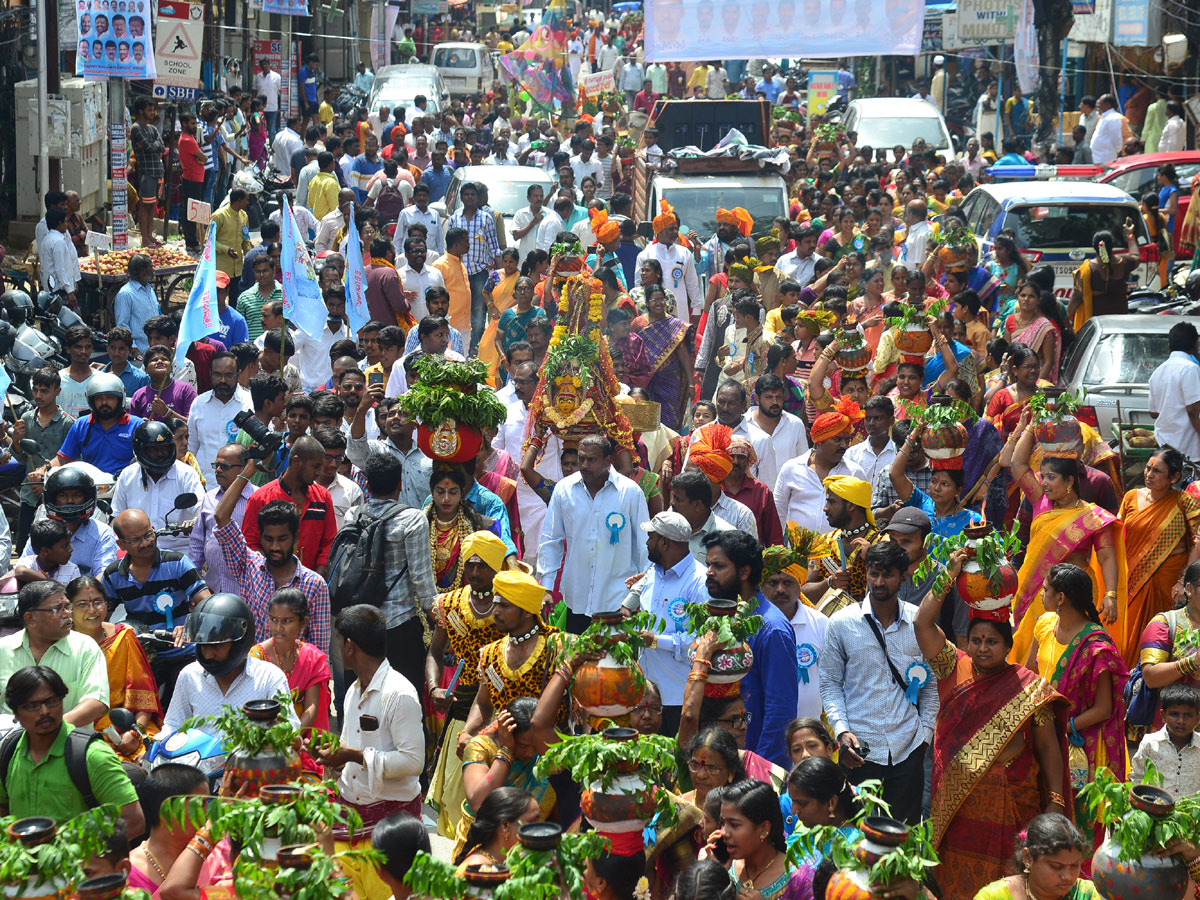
[1078,767,1200,863]
[1028,388,1087,424]
[394,356,508,431]
[182,690,302,759]
[0,806,118,889]
[498,832,610,900]
[681,601,762,647]
[232,844,379,900]
[544,335,601,386]
[403,852,466,900]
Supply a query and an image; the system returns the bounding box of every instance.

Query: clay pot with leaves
[684,599,762,684]
[914,405,968,471]
[835,329,872,374]
[536,727,678,834]
[1030,389,1085,457]
[398,357,508,464]
[570,611,662,730]
[231,843,377,900]
[193,697,301,796]
[1081,769,1198,900]
[0,809,118,900]
[886,303,936,358]
[73,873,133,900]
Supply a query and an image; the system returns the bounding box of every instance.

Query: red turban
[810,396,864,444]
[689,424,733,483]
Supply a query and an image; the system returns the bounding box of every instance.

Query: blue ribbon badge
[904,661,932,707]
[154,590,176,630]
[668,599,688,633]
[606,511,626,546]
[796,642,818,685]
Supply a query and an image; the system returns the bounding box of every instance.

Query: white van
[432,42,494,98]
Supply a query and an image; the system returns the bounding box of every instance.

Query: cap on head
[639,511,692,543]
[882,507,932,536]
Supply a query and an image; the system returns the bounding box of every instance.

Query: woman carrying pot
[783,757,861,898]
[452,786,540,874]
[1136,559,1200,728]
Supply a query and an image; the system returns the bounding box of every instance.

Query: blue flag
[279,197,327,339]
[343,214,371,335]
[176,223,220,369]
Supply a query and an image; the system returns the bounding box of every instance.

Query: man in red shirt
[177,113,208,253]
[240,435,337,574]
[365,239,411,328]
[634,79,659,116]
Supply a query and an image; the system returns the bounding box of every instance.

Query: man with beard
[882,508,969,647]
[187,353,252,485]
[312,427,363,530]
[800,475,879,607]
[723,437,783,548]
[634,203,701,320]
[336,365,378,441]
[425,530,505,838]
[743,374,808,493]
[348,386,432,512]
[633,512,708,735]
[774,399,866,532]
[213,461,331,654]
[776,225,821,288]
[762,544,828,718]
[702,530,797,768]
[699,207,751,284]
[819,540,937,825]
[43,374,143,477]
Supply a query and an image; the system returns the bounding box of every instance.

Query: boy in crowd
[11,367,74,550]
[9,519,80,585]
[1131,684,1200,799]
[102,326,150,395]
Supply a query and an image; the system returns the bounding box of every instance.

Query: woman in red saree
[68,575,162,759]
[1003,409,1127,666]
[1024,563,1127,856]
[985,343,1051,440]
[1118,448,1200,666]
[249,588,331,734]
[915,549,1072,900]
[636,284,693,432]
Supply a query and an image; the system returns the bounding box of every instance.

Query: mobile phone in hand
[368,371,385,387]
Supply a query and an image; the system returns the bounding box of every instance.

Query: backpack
[375,181,406,224]
[1124,608,1179,728]
[326,500,409,615]
[0,727,101,806]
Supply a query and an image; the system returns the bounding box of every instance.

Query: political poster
[74,0,158,79]
[642,0,924,61]
[263,0,308,13]
[154,0,204,89]
[806,70,836,123]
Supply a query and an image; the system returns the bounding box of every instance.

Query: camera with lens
[232,410,283,460]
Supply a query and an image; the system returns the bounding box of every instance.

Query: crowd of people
[9,12,1200,900]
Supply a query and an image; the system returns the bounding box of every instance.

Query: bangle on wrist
[1047,791,1066,807]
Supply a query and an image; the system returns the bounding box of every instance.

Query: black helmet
[1186,269,1200,301]
[133,421,176,477]
[85,373,126,415]
[0,320,16,359]
[185,593,256,678]
[0,290,33,327]
[44,466,97,523]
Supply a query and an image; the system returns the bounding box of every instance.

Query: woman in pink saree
[636,283,693,432]
[1004,282,1063,384]
[249,588,331,734]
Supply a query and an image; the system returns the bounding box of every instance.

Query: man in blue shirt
[702,528,798,769]
[299,52,321,131]
[25,467,118,576]
[214,272,250,347]
[349,134,384,203]
[40,374,144,478]
[756,66,784,103]
[634,511,709,736]
[993,137,1029,167]
[419,150,453,203]
[113,254,160,353]
[353,61,374,94]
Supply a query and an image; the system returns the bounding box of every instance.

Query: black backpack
[326,500,409,615]
[375,181,406,224]
[0,727,101,806]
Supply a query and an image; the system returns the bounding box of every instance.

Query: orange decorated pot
[894,325,932,356]
[956,524,1017,621]
[837,343,872,372]
[921,422,968,470]
[417,421,484,464]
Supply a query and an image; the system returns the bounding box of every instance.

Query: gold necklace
[741,852,780,888]
[143,846,168,881]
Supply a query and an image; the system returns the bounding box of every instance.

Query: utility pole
[47,0,62,187]
[36,0,50,200]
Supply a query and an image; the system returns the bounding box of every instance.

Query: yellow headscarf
[461,531,508,575]
[493,570,547,617]
[822,475,876,527]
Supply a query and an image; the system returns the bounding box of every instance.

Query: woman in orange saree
[1118,448,1200,667]
[915,549,1071,900]
[1003,408,1127,666]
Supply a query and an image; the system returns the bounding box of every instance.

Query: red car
[1096,151,1200,258]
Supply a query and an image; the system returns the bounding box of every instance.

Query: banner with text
[578,69,616,98]
[75,0,158,78]
[643,0,923,60]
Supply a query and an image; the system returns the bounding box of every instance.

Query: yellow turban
[493,570,547,617]
[461,530,508,575]
[716,207,754,237]
[822,475,876,527]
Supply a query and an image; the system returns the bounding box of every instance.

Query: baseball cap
[214,271,230,289]
[639,511,692,543]
[882,507,932,536]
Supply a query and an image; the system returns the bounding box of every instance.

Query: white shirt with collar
[314,209,347,255]
[397,262,445,322]
[295,323,349,392]
[110,460,204,555]
[635,241,702,316]
[1090,108,1124,165]
[537,468,650,616]
[337,659,424,804]
[638,553,710,705]
[788,601,829,718]
[844,437,898,489]
[164,656,297,734]
[774,449,866,533]
[1148,350,1200,460]
[775,250,822,287]
[395,205,446,258]
[743,408,809,495]
[535,209,567,251]
[41,229,80,293]
[688,510,734,564]
[714,493,758,539]
[493,402,562,554]
[272,127,303,174]
[187,386,254,485]
[324,472,365,530]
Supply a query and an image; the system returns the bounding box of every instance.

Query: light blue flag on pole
[279,197,327,339]
[175,222,220,370]
[343,213,371,335]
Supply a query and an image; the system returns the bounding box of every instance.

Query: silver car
[431,165,556,245]
[1058,314,1200,443]
[367,64,450,117]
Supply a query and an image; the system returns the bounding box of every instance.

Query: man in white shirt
[254,59,282,137]
[743,375,809,493]
[776,226,821,286]
[394,183,445,259]
[619,58,645,107]
[537,434,650,632]
[706,63,729,100]
[315,604,424,820]
[187,353,253,485]
[1148,322,1200,460]
[843,396,897,487]
[314,188,355,255]
[901,199,933,266]
[271,115,304,175]
[111,421,203,555]
[484,136,518,166]
[774,408,866,532]
[397,237,444,323]
[570,140,604,188]
[635,207,702,317]
[1089,94,1124,165]
[40,209,81,306]
[535,194,571,251]
[1078,95,1099,146]
[294,294,350,393]
[763,546,828,718]
[596,38,619,72]
[312,426,364,529]
[511,185,547,262]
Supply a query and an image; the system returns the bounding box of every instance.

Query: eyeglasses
[714,713,751,729]
[687,758,726,777]
[631,704,663,716]
[19,696,63,714]
[123,529,156,547]
[213,462,239,471]
[30,603,72,616]
[324,453,347,464]
[72,597,108,611]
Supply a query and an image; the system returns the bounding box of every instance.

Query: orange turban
[716,207,754,237]
[590,207,619,244]
[810,396,864,443]
[689,423,734,483]
[652,200,678,236]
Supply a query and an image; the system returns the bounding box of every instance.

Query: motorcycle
[34,287,108,353]
[143,726,228,792]
[233,167,270,230]
[334,83,367,116]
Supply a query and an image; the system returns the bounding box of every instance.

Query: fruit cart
[78,245,199,327]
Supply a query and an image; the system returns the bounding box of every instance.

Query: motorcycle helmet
[1186,269,1200,301]
[133,420,176,478]
[185,593,256,678]
[0,290,33,327]
[43,466,97,523]
[85,373,126,415]
[0,320,16,359]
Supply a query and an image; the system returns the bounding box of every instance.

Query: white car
[367,64,450,118]
[958,181,1159,300]
[432,42,495,97]
[431,165,556,245]
[842,97,953,156]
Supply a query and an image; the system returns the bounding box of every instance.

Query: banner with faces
[75,0,158,79]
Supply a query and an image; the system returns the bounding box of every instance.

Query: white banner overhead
[642,0,924,61]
